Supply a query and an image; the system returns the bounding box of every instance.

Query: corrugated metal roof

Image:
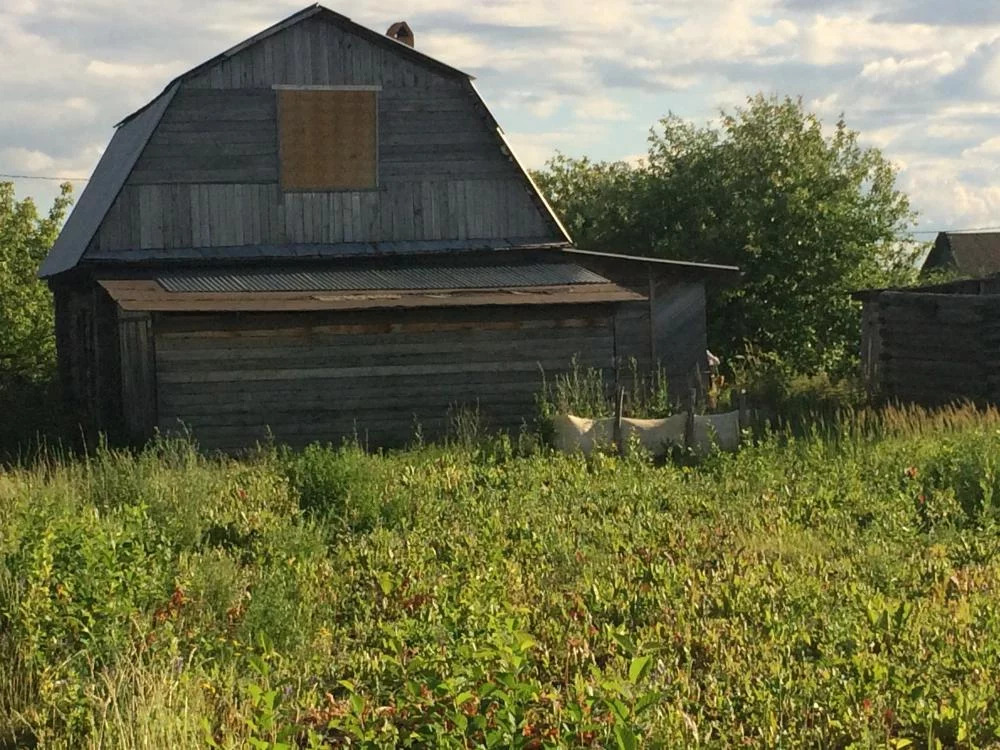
[157,263,608,293]
[38,84,178,278]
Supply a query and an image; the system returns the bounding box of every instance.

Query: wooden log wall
[151,304,641,451]
[87,15,555,257]
[866,291,995,405]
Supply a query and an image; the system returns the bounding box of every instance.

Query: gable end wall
[85,16,558,256]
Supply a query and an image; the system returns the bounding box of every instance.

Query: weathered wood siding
[862,291,996,405]
[52,284,122,439]
[563,255,709,390]
[118,311,158,442]
[651,279,707,385]
[87,15,556,256]
[152,305,634,450]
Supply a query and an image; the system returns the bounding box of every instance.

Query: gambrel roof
[39,5,568,278]
[40,86,178,278]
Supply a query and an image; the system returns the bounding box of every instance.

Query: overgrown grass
[536,358,673,420]
[3,406,1000,747]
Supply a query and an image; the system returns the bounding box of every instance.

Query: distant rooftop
[923,231,1000,277]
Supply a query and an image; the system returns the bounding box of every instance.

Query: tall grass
[537,357,673,420]
[3,406,1000,746]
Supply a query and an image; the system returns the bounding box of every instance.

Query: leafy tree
[0,181,72,381]
[534,95,919,375]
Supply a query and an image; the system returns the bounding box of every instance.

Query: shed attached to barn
[40,4,738,451]
[854,276,1000,405]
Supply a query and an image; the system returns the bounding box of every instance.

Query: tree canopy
[0,182,73,381]
[534,94,919,375]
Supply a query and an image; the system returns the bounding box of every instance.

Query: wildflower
[904,466,918,479]
[861,698,872,712]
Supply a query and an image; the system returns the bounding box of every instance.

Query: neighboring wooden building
[922,231,1000,277]
[854,277,1000,405]
[40,5,738,451]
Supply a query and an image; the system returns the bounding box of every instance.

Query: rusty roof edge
[99,279,643,313]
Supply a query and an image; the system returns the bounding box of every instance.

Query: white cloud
[961,136,1000,159]
[4,0,1000,230]
[0,147,57,173]
[85,59,185,81]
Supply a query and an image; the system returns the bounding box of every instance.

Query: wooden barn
[39,4,738,451]
[855,277,1000,405]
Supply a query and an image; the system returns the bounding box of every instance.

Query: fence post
[614,385,625,457]
[684,388,696,452]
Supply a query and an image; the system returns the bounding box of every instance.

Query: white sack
[621,415,687,454]
[551,414,614,455]
[552,413,687,457]
[691,410,741,453]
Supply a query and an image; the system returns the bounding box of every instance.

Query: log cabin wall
[83,15,557,259]
[144,303,651,450]
[861,290,997,405]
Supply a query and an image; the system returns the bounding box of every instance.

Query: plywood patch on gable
[278,89,377,191]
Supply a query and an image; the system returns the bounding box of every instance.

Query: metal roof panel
[156,262,609,293]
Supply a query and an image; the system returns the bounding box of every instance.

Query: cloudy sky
[4,0,1000,237]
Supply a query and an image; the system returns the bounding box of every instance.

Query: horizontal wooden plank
[380,131,494,148]
[156,348,611,374]
[141,142,277,159]
[380,161,513,179]
[160,383,547,412]
[154,119,277,134]
[881,345,982,360]
[154,311,611,338]
[148,130,279,146]
[156,365,594,398]
[157,357,609,385]
[130,167,278,185]
[379,144,500,162]
[161,396,540,424]
[154,330,613,361]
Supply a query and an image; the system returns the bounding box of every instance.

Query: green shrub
[284,442,411,532]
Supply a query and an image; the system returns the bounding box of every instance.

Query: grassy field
[2,406,1000,748]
